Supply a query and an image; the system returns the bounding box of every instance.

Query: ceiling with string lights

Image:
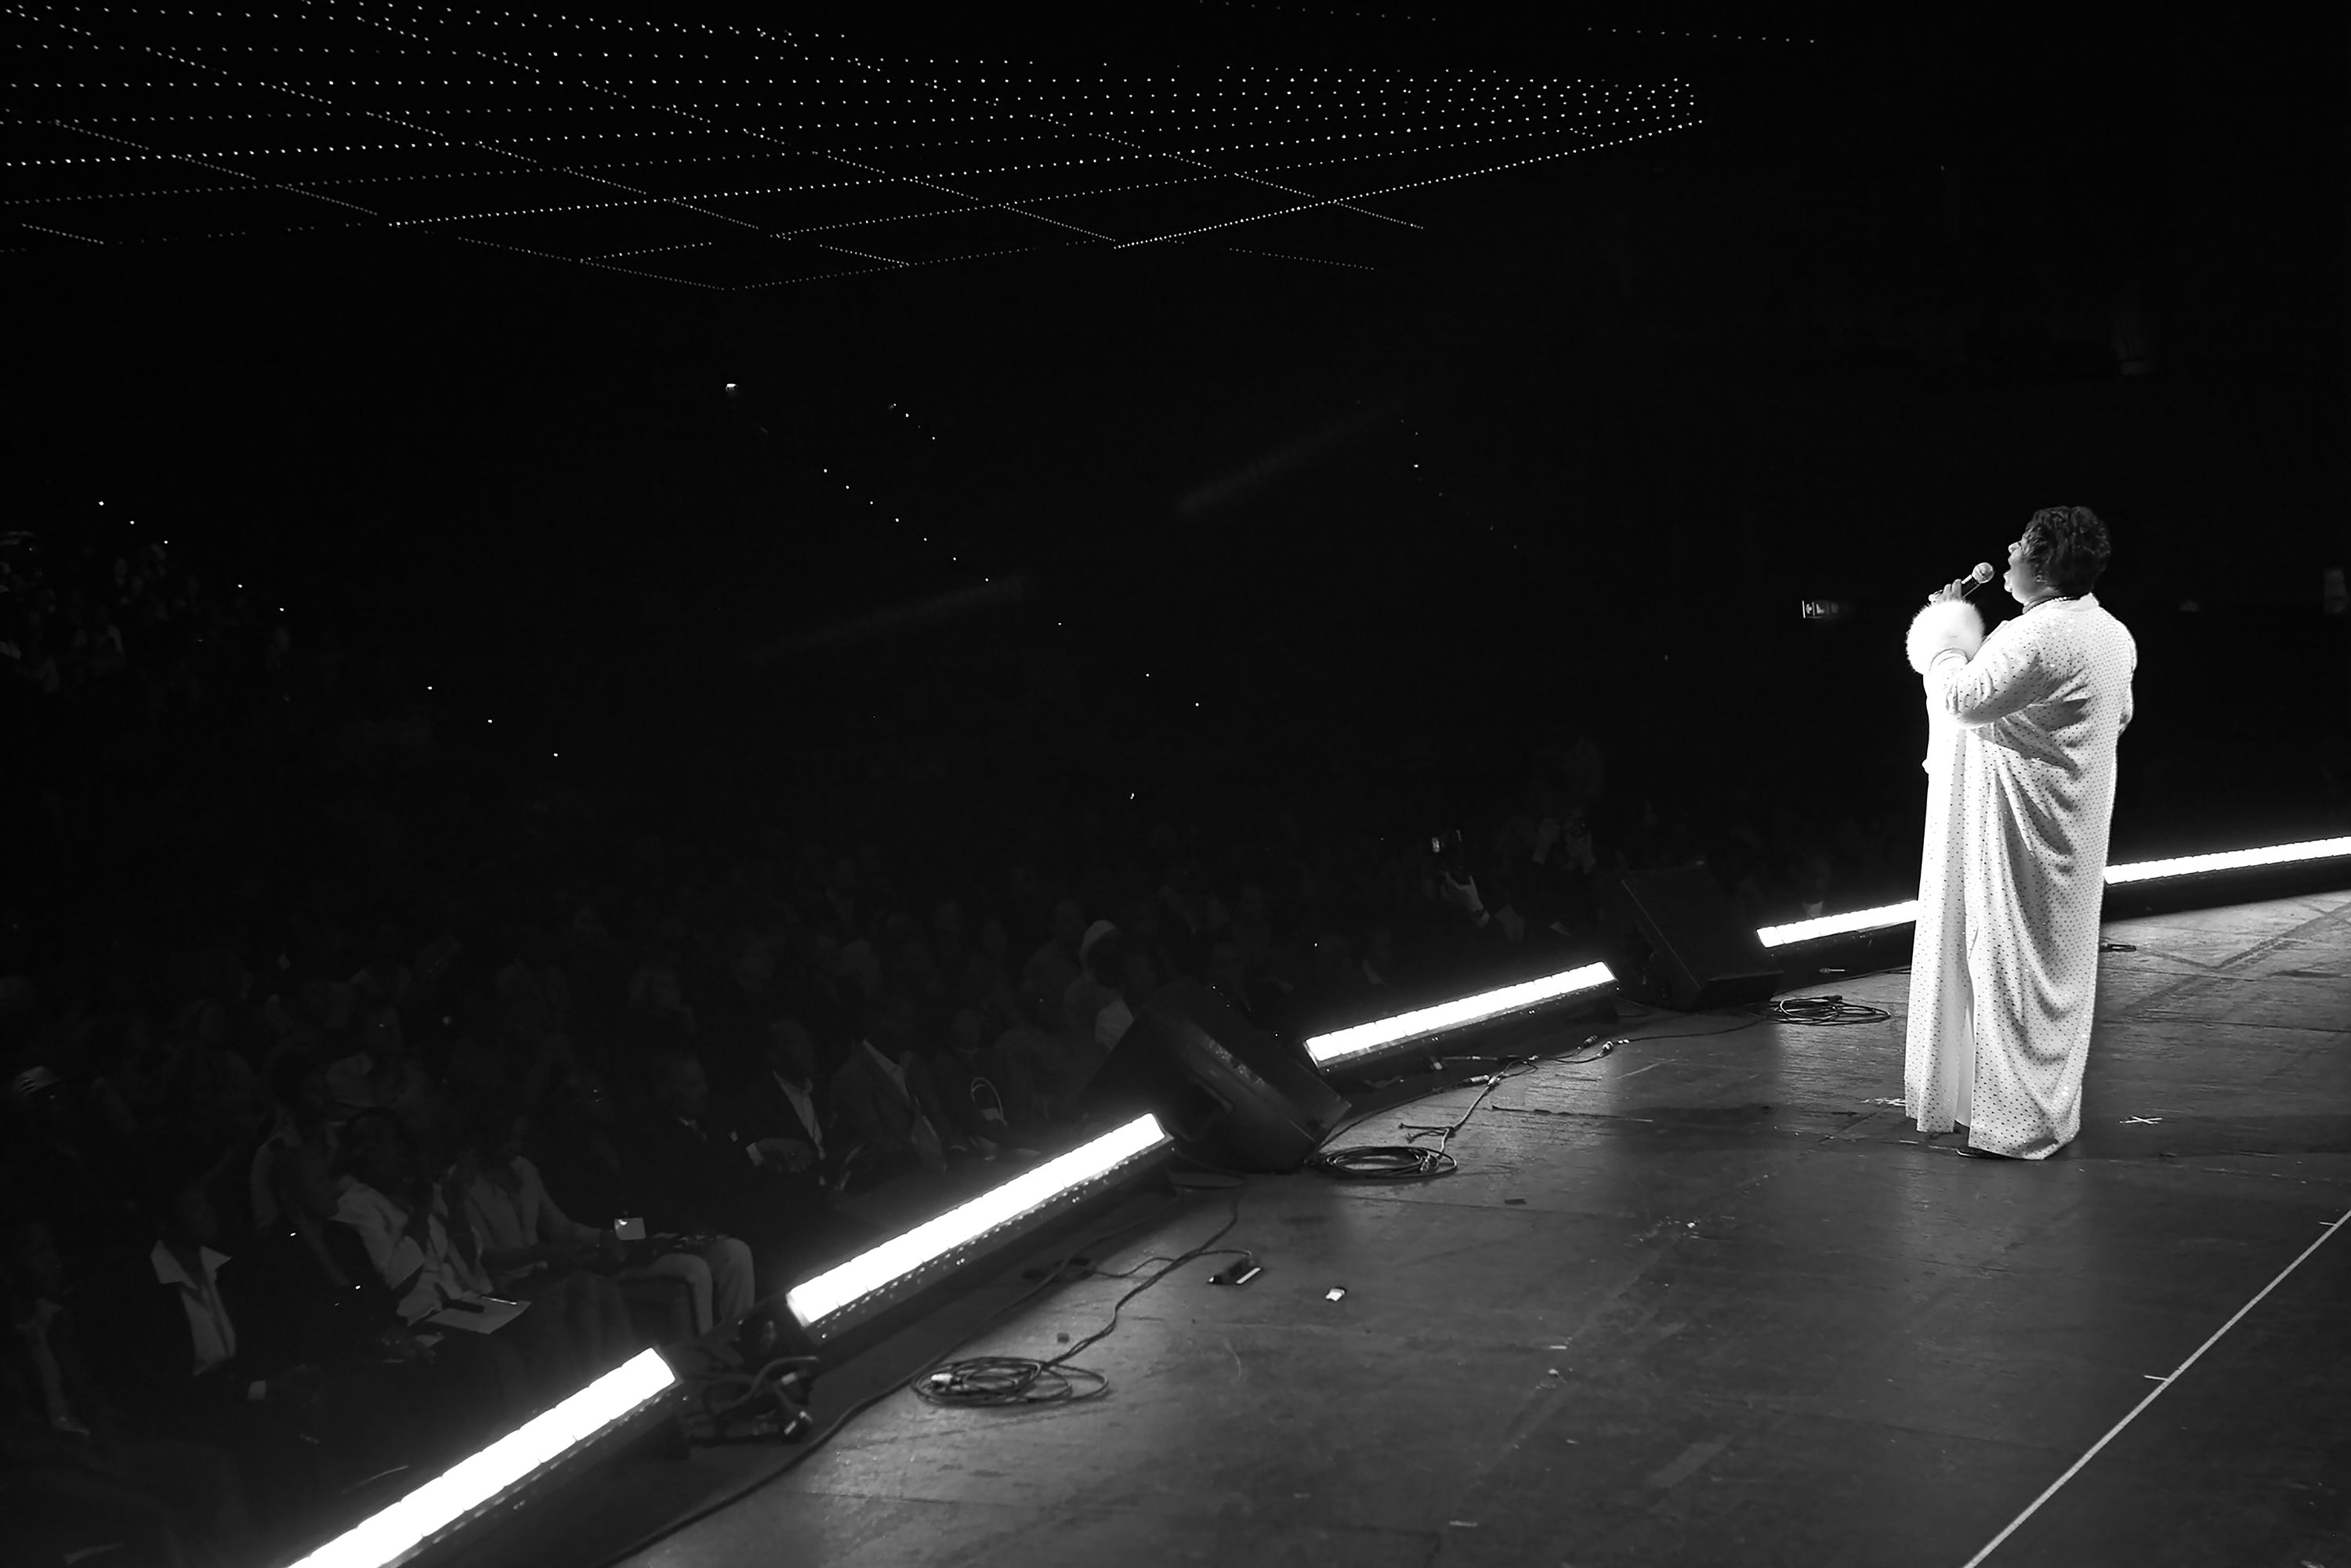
[4,0,1710,286]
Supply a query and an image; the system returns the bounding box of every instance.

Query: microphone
[1959,562,1994,596]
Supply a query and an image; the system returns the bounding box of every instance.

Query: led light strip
[787,1113,1171,1337]
[2101,835,2351,886]
[1755,900,1922,950]
[286,1347,675,1568]
[1304,961,1614,1070]
[1757,836,2351,948]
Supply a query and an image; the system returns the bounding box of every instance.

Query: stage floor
[448,889,2351,1568]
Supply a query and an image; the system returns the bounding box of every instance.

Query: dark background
[6,0,2347,903]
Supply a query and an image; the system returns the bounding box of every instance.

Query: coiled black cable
[1769,994,1891,1026]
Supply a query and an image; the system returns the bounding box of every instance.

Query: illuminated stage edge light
[288,1348,676,1568]
[1302,961,1617,1073]
[786,1112,1173,1345]
[1755,835,2351,950]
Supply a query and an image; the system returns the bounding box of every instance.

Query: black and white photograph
[2,2,2346,1564]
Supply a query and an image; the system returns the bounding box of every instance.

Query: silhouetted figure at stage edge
[1906,507,2137,1159]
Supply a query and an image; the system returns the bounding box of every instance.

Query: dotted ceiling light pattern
[3,0,1704,288]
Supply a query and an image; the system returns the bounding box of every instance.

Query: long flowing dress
[1906,594,2138,1157]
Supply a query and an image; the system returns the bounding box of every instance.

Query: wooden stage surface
[444,888,2351,1568]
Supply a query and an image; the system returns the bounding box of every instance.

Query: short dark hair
[337,1107,405,1175]
[268,1048,324,1109]
[464,1090,534,1152]
[136,1164,208,1230]
[647,1043,701,1084]
[2022,505,2113,596]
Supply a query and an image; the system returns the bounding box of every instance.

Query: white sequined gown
[1907,594,2138,1157]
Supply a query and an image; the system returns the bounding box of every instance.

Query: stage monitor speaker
[1615,867,1784,1012]
[1082,980,1351,1173]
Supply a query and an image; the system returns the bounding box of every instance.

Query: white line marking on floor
[1960,1207,2349,1568]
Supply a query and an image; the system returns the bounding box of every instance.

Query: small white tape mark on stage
[1959,1205,2350,1568]
[1646,1439,1726,1490]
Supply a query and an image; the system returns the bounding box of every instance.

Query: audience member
[992,985,1091,1131]
[2,1208,253,1567]
[457,1098,639,1376]
[623,952,698,1054]
[5,1063,146,1262]
[96,1172,325,1526]
[631,1045,866,1296]
[537,1068,755,1338]
[727,1018,840,1187]
[1062,922,1122,1056]
[1022,897,1088,1020]
[248,1050,339,1234]
[1093,946,1161,1052]
[829,996,956,1182]
[493,922,574,1086]
[1204,940,1271,1029]
[324,1001,429,1120]
[925,1006,1020,1157]
[328,1110,535,1420]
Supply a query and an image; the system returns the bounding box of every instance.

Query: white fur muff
[1907,599,1986,674]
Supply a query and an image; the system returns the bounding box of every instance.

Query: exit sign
[1801,599,1855,622]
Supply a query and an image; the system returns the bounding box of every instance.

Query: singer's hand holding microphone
[1929,563,1994,605]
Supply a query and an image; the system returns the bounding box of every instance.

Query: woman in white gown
[1904,506,2138,1158]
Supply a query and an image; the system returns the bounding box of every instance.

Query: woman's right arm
[333,1189,424,1287]
[1925,626,2060,729]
